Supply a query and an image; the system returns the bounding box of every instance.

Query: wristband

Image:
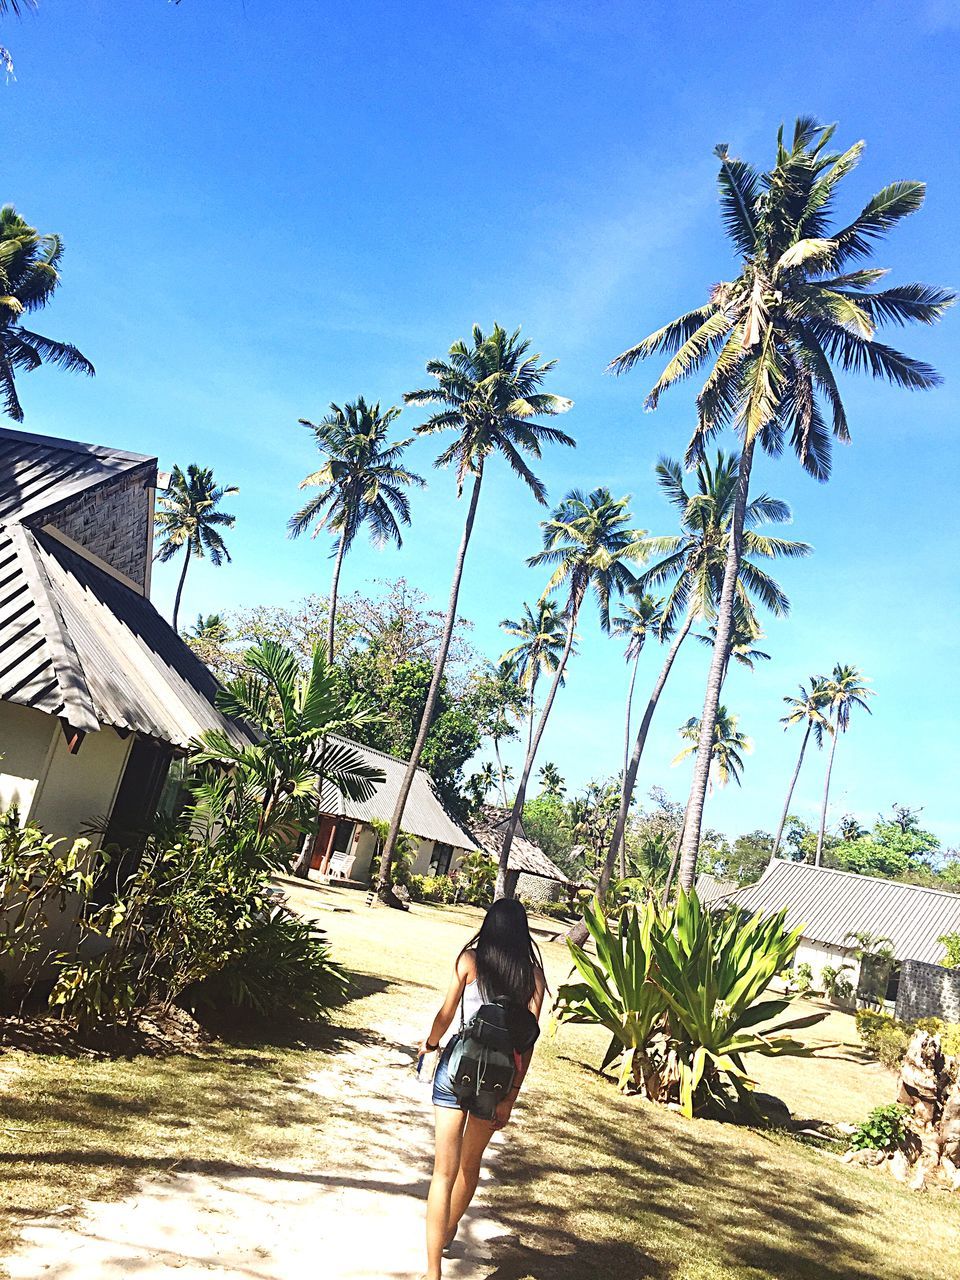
[425,1039,440,1052]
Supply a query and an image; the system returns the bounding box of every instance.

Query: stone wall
[46,467,153,589]
[516,872,563,904]
[895,958,960,1023]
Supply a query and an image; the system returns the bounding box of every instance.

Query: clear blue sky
[6,1,959,848]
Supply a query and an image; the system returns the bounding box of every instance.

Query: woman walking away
[416,899,546,1280]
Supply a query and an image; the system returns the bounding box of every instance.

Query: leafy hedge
[855,1008,960,1069]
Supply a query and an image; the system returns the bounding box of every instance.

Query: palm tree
[816,664,874,865]
[495,488,644,899]
[500,600,569,752]
[466,761,499,811]
[189,612,228,643]
[538,762,565,797]
[844,929,894,962]
[610,118,953,893]
[0,205,94,420]
[771,677,832,858]
[673,706,752,790]
[696,611,772,686]
[597,451,807,894]
[376,324,573,900]
[0,1,37,79]
[612,589,664,876]
[155,464,238,632]
[287,398,425,661]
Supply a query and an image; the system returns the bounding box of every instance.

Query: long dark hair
[460,898,545,1007]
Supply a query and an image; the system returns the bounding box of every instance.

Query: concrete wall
[31,724,131,850]
[895,959,960,1024]
[0,702,57,817]
[46,468,153,589]
[794,939,861,993]
[351,825,379,883]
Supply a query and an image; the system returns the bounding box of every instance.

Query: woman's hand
[491,1098,515,1130]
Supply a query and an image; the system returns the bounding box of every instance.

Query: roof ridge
[767,857,960,901]
[0,425,156,467]
[327,731,434,777]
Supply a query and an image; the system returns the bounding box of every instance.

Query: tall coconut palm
[595,451,807,899]
[155,464,238,632]
[376,324,573,900]
[673,706,752,790]
[610,118,953,892]
[495,488,644,899]
[816,664,874,865]
[288,398,425,661]
[612,589,664,876]
[696,611,772,686]
[538,762,565,797]
[0,205,94,421]
[499,599,569,752]
[771,677,832,859]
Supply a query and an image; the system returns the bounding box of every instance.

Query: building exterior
[470,807,573,902]
[307,737,479,883]
[697,859,960,1000]
[0,426,253,858]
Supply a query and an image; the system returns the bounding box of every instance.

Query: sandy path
[6,1025,509,1280]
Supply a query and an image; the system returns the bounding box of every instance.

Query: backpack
[446,996,517,1119]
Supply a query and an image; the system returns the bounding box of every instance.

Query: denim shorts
[431,1037,463,1110]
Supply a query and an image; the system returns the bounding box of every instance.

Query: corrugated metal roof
[695,871,738,907]
[0,522,253,750]
[471,807,572,883]
[725,859,960,965]
[318,736,478,850]
[0,426,155,525]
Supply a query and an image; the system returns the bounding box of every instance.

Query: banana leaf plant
[649,887,826,1116]
[553,895,670,1094]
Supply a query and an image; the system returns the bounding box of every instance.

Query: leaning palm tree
[376,324,573,900]
[610,117,953,892]
[612,589,664,876]
[596,451,807,898]
[495,488,644,899]
[499,599,570,752]
[696,610,772,687]
[537,762,565,797]
[673,706,752,790]
[287,398,425,660]
[771,677,832,858]
[155,464,238,631]
[0,204,94,420]
[816,664,874,865]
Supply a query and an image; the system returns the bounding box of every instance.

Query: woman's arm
[416,953,469,1055]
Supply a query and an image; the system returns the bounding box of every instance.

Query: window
[430,842,453,876]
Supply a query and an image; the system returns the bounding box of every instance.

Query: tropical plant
[466,761,499,812]
[537,762,565,797]
[376,324,573,900]
[938,932,960,969]
[612,589,664,875]
[771,678,832,858]
[591,451,808,915]
[495,488,645,898]
[470,660,525,804]
[610,118,953,892]
[793,961,814,993]
[457,851,496,906]
[673,705,752,791]
[191,640,383,858]
[844,929,895,962]
[0,204,94,420]
[849,1103,910,1153]
[287,398,425,660]
[154,464,239,632]
[819,963,854,1002]
[500,599,570,752]
[816,664,875,864]
[695,611,772,685]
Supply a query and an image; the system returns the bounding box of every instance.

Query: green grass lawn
[1,883,958,1280]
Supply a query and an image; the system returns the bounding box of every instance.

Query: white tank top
[461,978,484,1024]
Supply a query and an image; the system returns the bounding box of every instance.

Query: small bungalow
[0,425,253,871]
[696,859,960,1006]
[470,806,573,902]
[307,736,479,883]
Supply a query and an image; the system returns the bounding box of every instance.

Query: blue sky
[5,1,960,847]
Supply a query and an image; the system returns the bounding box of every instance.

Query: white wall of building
[31,724,131,850]
[794,938,860,993]
[0,703,57,818]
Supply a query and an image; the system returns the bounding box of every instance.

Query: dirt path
[6,1024,509,1280]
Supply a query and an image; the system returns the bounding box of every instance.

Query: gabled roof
[0,426,156,525]
[695,871,738,907]
[717,858,960,966]
[0,522,252,750]
[317,736,478,851]
[471,807,572,883]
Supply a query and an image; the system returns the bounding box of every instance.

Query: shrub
[849,1103,910,1153]
[820,964,854,1003]
[875,1021,911,1070]
[521,898,571,921]
[856,1008,896,1054]
[407,874,456,904]
[794,961,814,993]
[939,931,960,970]
[457,852,495,906]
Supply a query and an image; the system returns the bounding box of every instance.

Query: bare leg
[447,1111,497,1244]
[426,1107,466,1280]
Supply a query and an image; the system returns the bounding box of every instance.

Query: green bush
[793,961,814,993]
[457,852,495,906]
[820,964,854,1003]
[939,931,960,969]
[521,898,571,920]
[856,1008,896,1054]
[875,1021,912,1070]
[407,874,456,904]
[849,1103,910,1153]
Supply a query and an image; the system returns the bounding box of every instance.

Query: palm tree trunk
[816,725,840,866]
[377,470,484,901]
[566,612,693,946]
[771,725,812,861]
[171,543,191,633]
[660,816,686,906]
[677,438,756,892]
[619,650,642,879]
[326,535,348,663]
[495,597,581,901]
[493,736,508,806]
[526,675,537,756]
